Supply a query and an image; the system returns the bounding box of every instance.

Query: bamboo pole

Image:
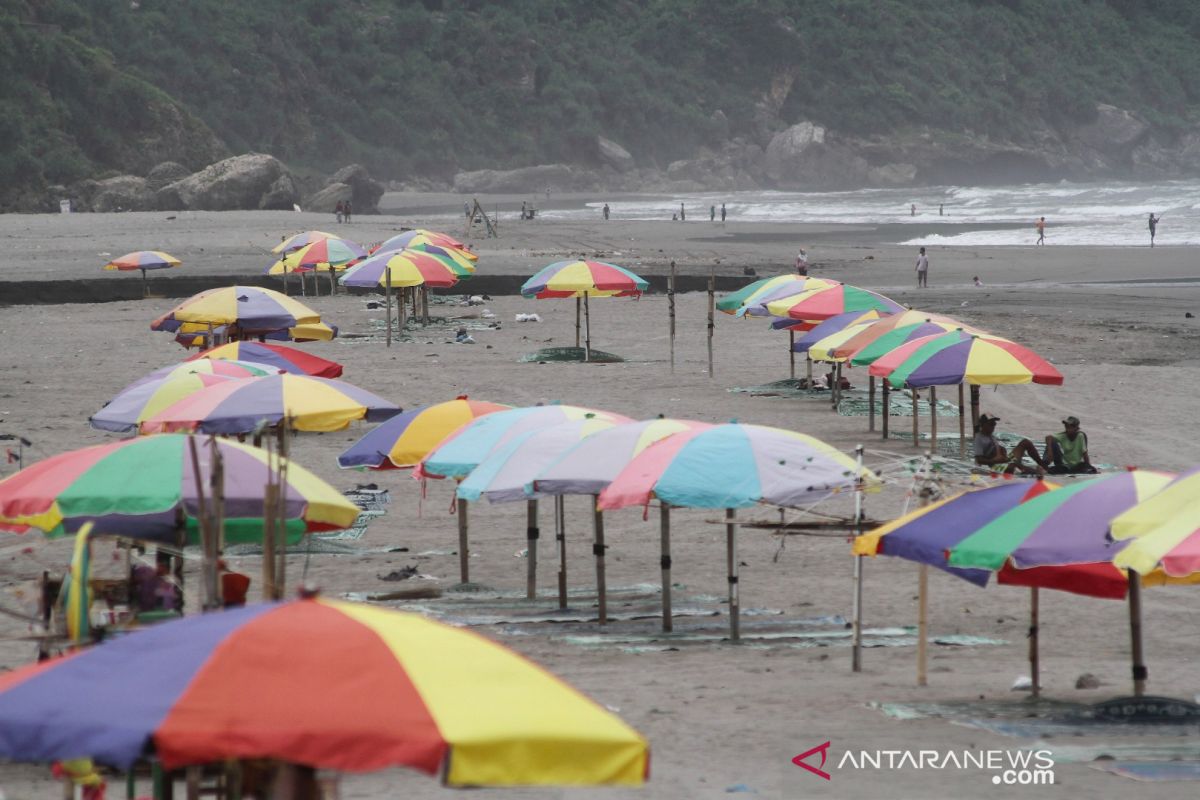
[851,444,866,671]
[668,261,677,373]
[929,386,938,450]
[593,497,607,625]
[789,331,796,378]
[969,385,981,427]
[868,376,876,432]
[275,422,289,597]
[526,499,539,600]
[707,270,716,378]
[421,286,429,325]
[726,507,739,642]
[583,292,592,362]
[1030,587,1040,698]
[917,563,929,686]
[556,495,568,610]
[328,266,337,296]
[384,267,393,348]
[831,363,842,411]
[206,437,225,610]
[959,383,967,459]
[186,436,214,611]
[398,286,407,334]
[660,503,673,632]
[575,296,581,348]
[805,355,812,389]
[141,268,148,298]
[1129,572,1146,696]
[457,496,470,584]
[262,436,278,601]
[882,381,890,439]
[911,387,920,447]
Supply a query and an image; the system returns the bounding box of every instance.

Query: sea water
[542,181,1200,247]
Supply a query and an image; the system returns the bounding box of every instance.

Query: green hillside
[4,0,1200,207]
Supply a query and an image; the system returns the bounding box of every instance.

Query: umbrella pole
[262,438,279,600]
[970,384,981,427]
[384,267,393,348]
[869,376,876,432]
[583,291,592,362]
[669,260,677,373]
[882,381,890,439]
[593,497,607,624]
[959,383,967,459]
[726,507,739,642]
[789,331,796,378]
[707,270,715,378]
[275,423,290,598]
[1129,571,1147,696]
[806,356,812,389]
[831,363,842,411]
[329,267,336,296]
[1030,587,1040,698]
[399,287,407,334]
[917,564,929,686]
[300,270,307,297]
[207,437,225,610]
[575,297,581,348]
[526,498,539,600]
[911,387,920,448]
[556,495,568,610]
[851,444,866,671]
[930,386,938,451]
[421,286,429,325]
[661,503,673,632]
[457,496,470,584]
[141,268,148,298]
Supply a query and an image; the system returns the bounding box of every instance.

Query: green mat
[520,347,624,363]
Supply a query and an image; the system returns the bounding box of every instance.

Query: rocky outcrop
[155,153,298,211]
[453,164,578,193]
[597,137,636,173]
[1073,104,1150,159]
[145,162,191,192]
[327,164,384,213]
[764,122,869,189]
[90,176,156,212]
[306,183,351,213]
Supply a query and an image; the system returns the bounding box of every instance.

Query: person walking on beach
[1149,212,1160,247]
[335,200,344,224]
[710,205,716,222]
[915,246,929,288]
[795,248,809,276]
[720,202,727,222]
[603,203,610,221]
[680,203,686,222]
[1036,216,1046,245]
[344,200,352,223]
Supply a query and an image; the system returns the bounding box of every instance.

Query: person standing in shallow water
[1149,213,1160,247]
[679,203,686,222]
[603,203,610,220]
[1036,216,1046,245]
[710,205,716,221]
[915,246,929,288]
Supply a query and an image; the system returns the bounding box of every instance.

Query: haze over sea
[519,181,1200,247]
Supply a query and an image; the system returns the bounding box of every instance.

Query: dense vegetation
[5,0,1200,203]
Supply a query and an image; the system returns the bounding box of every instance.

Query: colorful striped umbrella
[716,275,834,317]
[521,260,648,299]
[762,282,905,321]
[375,229,471,256]
[187,341,344,378]
[140,374,401,435]
[172,320,338,349]
[340,249,466,289]
[0,596,649,784]
[125,359,279,391]
[90,372,236,434]
[0,435,359,545]
[103,251,181,271]
[1112,466,1200,577]
[868,329,1064,388]
[266,237,366,275]
[151,287,325,335]
[405,242,478,274]
[791,310,886,354]
[272,230,338,254]
[338,397,510,471]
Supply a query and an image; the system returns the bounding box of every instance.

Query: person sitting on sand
[1043,415,1097,474]
[973,414,1046,475]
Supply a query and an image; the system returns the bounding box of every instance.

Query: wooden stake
[575,296,581,348]
[726,507,739,642]
[583,292,592,362]
[929,386,938,451]
[789,331,796,378]
[275,422,289,597]
[262,438,278,601]
[851,444,866,671]
[660,503,673,632]
[526,499,539,600]
[186,436,213,611]
[959,383,967,458]
[456,496,469,584]
[206,437,225,610]
[911,387,920,448]
[1129,571,1146,696]
[555,495,567,610]
[1030,587,1040,698]
[668,261,677,373]
[832,362,842,411]
[593,497,607,625]
[969,384,981,427]
[707,270,716,378]
[882,381,890,439]
[917,563,929,686]
[384,267,392,348]
[328,266,336,296]
[868,375,876,432]
[421,286,429,325]
[806,356,812,389]
[141,268,148,298]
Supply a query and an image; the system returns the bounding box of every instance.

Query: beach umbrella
[187,341,344,378]
[716,275,834,317]
[151,286,326,341]
[783,309,885,389]
[376,229,472,256]
[272,230,338,254]
[124,359,279,391]
[90,372,237,434]
[337,397,510,471]
[417,405,632,588]
[600,423,878,640]
[0,595,649,786]
[521,261,648,361]
[139,374,401,435]
[761,281,905,321]
[532,418,712,626]
[267,237,366,273]
[103,250,182,296]
[172,319,338,350]
[340,249,466,289]
[405,242,478,274]
[0,434,360,546]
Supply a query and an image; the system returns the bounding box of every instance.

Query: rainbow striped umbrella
[103,251,181,271]
[151,286,325,335]
[125,359,279,391]
[791,310,886,354]
[762,282,905,321]
[0,435,360,545]
[172,320,338,350]
[266,237,366,275]
[868,329,1063,388]
[0,596,648,784]
[716,275,834,317]
[521,260,647,299]
[1113,466,1200,577]
[140,374,401,435]
[405,242,477,274]
[809,318,965,364]
[340,249,466,289]
[338,397,510,470]
[376,229,471,256]
[188,341,343,378]
[272,230,338,254]
[90,372,236,434]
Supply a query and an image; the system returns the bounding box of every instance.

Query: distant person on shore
[973,275,984,287]
[335,200,345,224]
[1043,415,1097,475]
[1036,216,1046,245]
[603,203,610,220]
[1149,212,1160,247]
[710,205,716,221]
[464,201,471,219]
[795,248,808,276]
[915,246,929,288]
[720,202,727,222]
[680,203,686,222]
[974,414,1046,476]
[939,203,944,216]
[911,203,916,216]
[344,200,352,223]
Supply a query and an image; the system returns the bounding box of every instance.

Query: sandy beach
[0,198,1198,798]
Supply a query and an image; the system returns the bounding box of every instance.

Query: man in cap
[1043,416,1096,474]
[973,414,1047,475]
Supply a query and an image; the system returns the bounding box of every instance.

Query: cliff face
[6,0,1200,209]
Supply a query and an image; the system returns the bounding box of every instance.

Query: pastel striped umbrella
[1113,466,1200,577]
[0,596,648,785]
[338,397,510,470]
[417,404,632,586]
[762,281,905,321]
[272,230,338,254]
[171,320,338,349]
[868,329,1063,388]
[521,261,648,361]
[139,374,401,435]
[791,310,886,355]
[340,249,466,289]
[0,435,360,545]
[151,286,324,335]
[532,418,712,625]
[600,423,878,639]
[188,341,344,378]
[376,229,472,257]
[404,242,477,274]
[90,372,237,434]
[266,237,366,275]
[103,251,181,271]
[124,359,279,391]
[717,275,834,317]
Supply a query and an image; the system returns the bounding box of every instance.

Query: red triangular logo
[792,741,832,780]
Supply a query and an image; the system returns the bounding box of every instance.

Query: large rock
[156,153,297,211]
[306,182,352,214]
[90,175,156,212]
[764,122,869,189]
[327,164,383,213]
[1074,104,1150,159]
[597,137,636,173]
[145,161,191,192]
[260,173,301,210]
[452,164,577,193]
